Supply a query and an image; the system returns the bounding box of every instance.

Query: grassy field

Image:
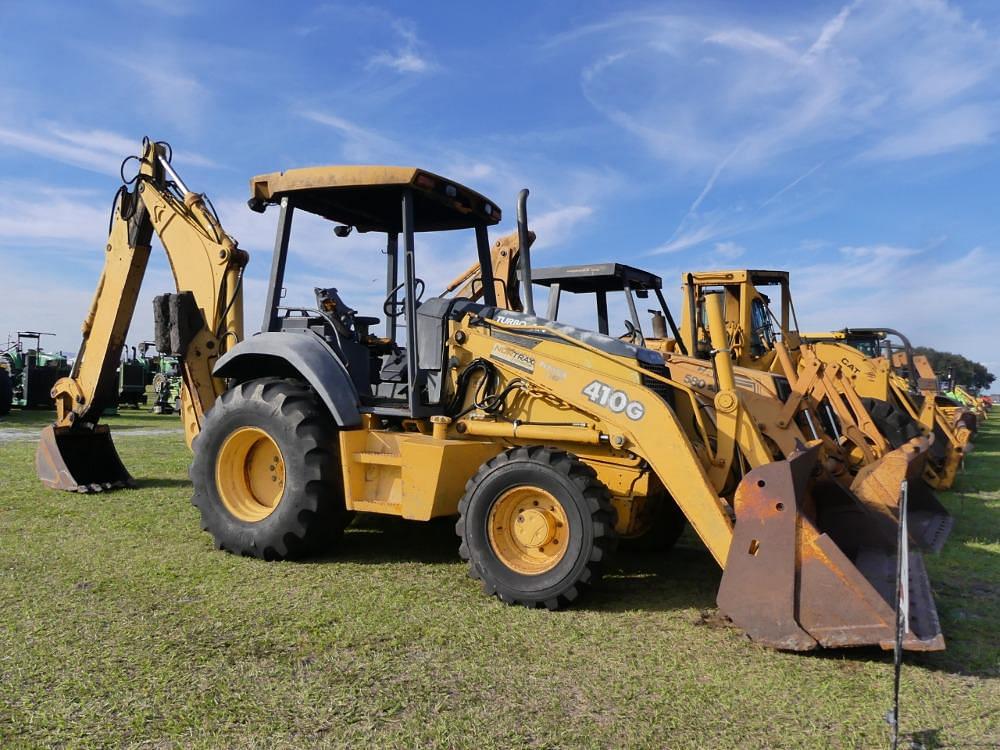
[0,407,997,749]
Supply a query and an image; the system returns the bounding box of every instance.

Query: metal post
[474,225,497,307]
[546,283,561,320]
[888,479,910,750]
[596,290,609,336]
[385,233,399,341]
[685,274,699,357]
[655,289,687,355]
[623,286,643,333]
[401,189,420,416]
[262,197,293,333]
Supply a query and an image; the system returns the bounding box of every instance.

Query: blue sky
[1,0,999,374]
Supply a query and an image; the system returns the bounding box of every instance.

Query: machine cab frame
[248,166,503,418]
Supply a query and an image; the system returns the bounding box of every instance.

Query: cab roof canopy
[532,263,663,293]
[249,165,501,233]
[686,270,790,285]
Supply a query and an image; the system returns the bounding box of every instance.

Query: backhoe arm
[39,138,248,492]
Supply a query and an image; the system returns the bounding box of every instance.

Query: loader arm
[38,138,248,491]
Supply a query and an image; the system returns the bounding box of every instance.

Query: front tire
[456,446,616,610]
[190,378,348,560]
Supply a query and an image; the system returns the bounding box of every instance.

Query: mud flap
[36,424,136,493]
[716,445,944,652]
[849,437,953,553]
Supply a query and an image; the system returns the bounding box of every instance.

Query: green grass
[0,407,997,748]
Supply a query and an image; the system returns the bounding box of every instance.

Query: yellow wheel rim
[215,427,285,522]
[487,486,569,575]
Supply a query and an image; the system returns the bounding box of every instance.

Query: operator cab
[247,166,503,418]
[680,270,801,367]
[532,263,685,352]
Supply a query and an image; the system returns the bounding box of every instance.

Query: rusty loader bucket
[849,437,953,553]
[717,445,944,652]
[36,424,136,493]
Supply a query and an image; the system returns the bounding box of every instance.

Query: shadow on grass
[585,540,719,613]
[306,513,462,566]
[138,477,191,489]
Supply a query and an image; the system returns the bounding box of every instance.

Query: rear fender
[213,332,362,428]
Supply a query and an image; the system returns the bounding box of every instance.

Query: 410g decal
[581,380,645,421]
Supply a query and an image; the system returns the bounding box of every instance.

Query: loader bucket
[849,437,953,553]
[717,445,944,652]
[36,424,136,493]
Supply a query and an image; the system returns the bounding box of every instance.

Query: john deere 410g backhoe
[36,139,944,652]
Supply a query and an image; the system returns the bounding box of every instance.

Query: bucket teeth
[36,424,136,493]
[717,444,944,652]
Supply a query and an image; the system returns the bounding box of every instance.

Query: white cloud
[367,20,434,74]
[862,105,997,160]
[712,241,745,260]
[569,0,1000,173]
[562,0,1000,254]
[530,205,594,250]
[299,110,402,161]
[0,123,218,175]
[804,2,855,59]
[0,183,108,246]
[789,243,1000,365]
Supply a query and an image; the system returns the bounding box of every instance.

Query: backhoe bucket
[717,445,944,651]
[849,437,953,553]
[36,425,136,493]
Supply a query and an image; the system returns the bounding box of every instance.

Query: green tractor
[0,332,71,413]
[137,341,182,415]
[116,345,150,409]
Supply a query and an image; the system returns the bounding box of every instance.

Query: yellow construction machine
[525,262,952,554]
[36,140,944,651]
[677,270,971,491]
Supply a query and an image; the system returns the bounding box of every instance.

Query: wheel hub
[487,486,569,575]
[513,508,556,548]
[215,426,285,522]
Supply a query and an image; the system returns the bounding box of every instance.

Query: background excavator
[35,139,944,652]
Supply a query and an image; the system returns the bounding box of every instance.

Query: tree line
[913,346,995,391]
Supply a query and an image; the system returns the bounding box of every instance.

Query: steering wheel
[621,319,642,345]
[383,278,426,318]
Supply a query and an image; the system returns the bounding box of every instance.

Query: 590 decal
[581,380,645,421]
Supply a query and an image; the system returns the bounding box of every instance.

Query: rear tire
[190,378,349,560]
[621,494,686,552]
[861,397,922,446]
[456,446,616,610]
[862,396,947,464]
[0,368,11,416]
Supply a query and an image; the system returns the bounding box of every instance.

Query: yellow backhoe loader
[678,271,970,491]
[523,262,951,554]
[36,140,944,651]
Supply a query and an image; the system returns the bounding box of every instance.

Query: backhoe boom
[37,138,248,491]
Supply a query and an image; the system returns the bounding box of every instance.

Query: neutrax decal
[490,343,535,373]
[582,380,645,420]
